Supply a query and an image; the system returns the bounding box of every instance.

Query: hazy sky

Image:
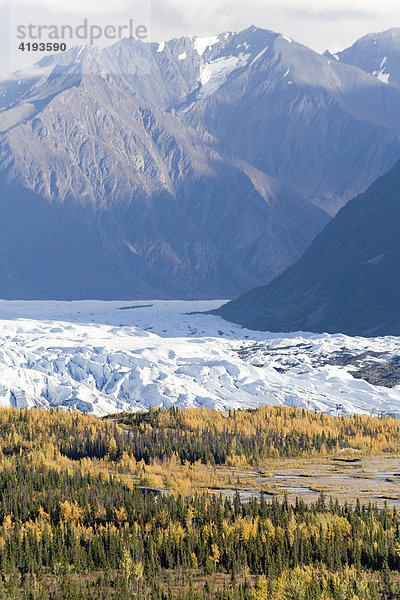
[1,0,400,76]
[150,0,400,52]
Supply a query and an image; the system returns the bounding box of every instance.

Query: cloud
[1,0,133,15]
[147,0,400,54]
[288,8,375,21]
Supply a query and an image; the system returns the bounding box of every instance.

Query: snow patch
[371,56,390,83]
[199,53,250,97]
[372,67,390,84]
[249,46,269,67]
[178,51,187,61]
[377,72,390,84]
[282,35,292,44]
[76,46,85,61]
[157,41,165,53]
[193,35,219,56]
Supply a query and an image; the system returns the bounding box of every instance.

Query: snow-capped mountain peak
[332,27,400,88]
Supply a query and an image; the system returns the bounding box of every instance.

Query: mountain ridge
[333,27,400,89]
[215,158,400,336]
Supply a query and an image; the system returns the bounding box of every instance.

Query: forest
[1,406,400,599]
[109,406,400,463]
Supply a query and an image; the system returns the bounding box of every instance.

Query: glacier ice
[0,300,399,417]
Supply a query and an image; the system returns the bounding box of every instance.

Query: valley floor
[196,455,400,509]
[0,299,400,416]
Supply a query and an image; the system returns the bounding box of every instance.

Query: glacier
[0,300,400,417]
[198,53,251,98]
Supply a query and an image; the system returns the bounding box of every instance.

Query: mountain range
[0,27,400,300]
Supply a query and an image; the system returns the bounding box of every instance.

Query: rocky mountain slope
[215,159,400,336]
[183,27,400,214]
[0,35,331,300]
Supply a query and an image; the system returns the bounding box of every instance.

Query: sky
[1,0,400,76]
[150,0,400,52]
